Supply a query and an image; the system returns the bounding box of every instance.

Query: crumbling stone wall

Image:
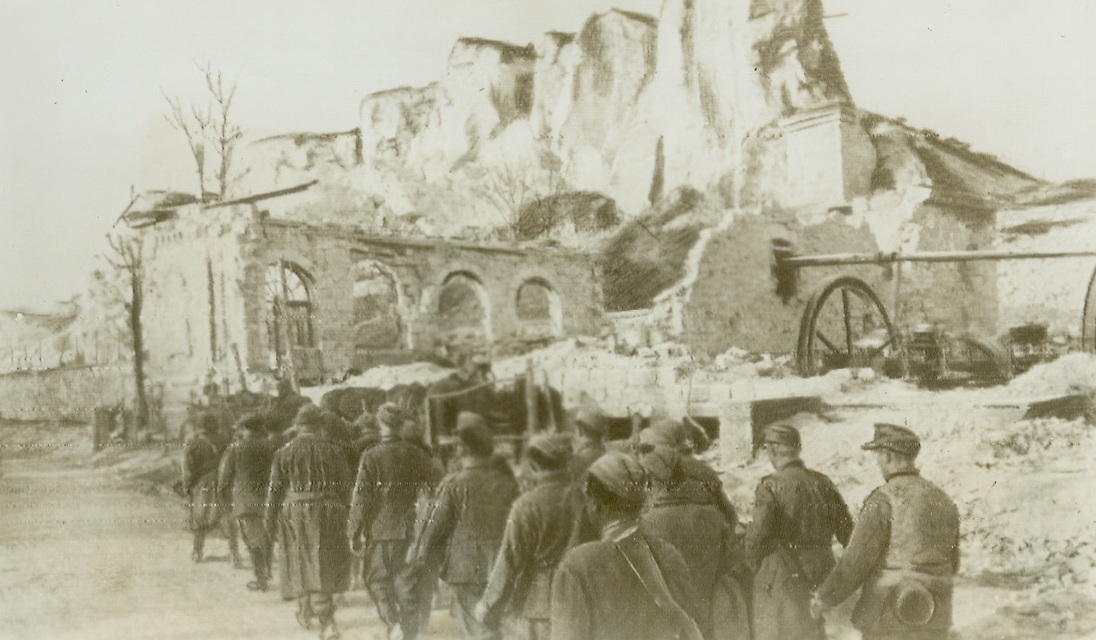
[683,213,884,356]
[0,365,131,422]
[243,220,603,378]
[681,203,999,357]
[995,202,1096,342]
[894,204,998,336]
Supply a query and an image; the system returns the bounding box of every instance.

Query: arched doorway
[437,272,491,345]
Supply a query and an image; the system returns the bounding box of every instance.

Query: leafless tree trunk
[201,63,244,200]
[106,234,149,433]
[163,63,245,201]
[163,93,211,197]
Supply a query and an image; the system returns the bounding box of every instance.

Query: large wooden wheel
[796,276,899,376]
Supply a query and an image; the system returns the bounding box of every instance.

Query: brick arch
[351,259,411,350]
[515,277,563,337]
[436,270,493,343]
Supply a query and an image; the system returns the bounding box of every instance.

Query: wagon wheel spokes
[796,276,898,376]
[814,330,842,354]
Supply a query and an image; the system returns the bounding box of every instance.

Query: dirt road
[2,421,1092,640]
[0,423,461,640]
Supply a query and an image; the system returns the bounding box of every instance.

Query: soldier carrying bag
[615,532,706,640]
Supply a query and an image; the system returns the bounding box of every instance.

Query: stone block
[627,368,657,387]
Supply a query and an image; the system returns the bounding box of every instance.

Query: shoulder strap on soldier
[614,532,705,640]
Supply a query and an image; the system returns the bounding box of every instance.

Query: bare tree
[105,233,149,434]
[163,63,245,201]
[201,63,244,200]
[479,152,567,236]
[163,93,212,197]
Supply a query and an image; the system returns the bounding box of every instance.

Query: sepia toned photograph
[2,1,1095,639]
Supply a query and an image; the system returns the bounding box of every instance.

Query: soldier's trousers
[237,515,271,581]
[299,592,336,627]
[451,583,498,640]
[363,539,417,631]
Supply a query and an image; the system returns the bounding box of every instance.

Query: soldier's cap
[760,424,801,448]
[352,410,376,429]
[456,412,493,454]
[293,404,324,432]
[649,419,688,446]
[399,418,425,444]
[375,403,403,431]
[234,414,265,433]
[196,413,218,433]
[861,423,921,456]
[638,422,682,450]
[527,433,572,467]
[573,407,607,435]
[587,451,646,506]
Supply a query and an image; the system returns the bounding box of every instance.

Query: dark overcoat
[266,433,353,599]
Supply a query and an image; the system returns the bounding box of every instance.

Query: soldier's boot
[191,532,205,563]
[296,597,316,630]
[247,547,269,590]
[314,596,339,640]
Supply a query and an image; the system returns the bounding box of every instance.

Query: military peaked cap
[760,423,801,448]
[861,423,921,456]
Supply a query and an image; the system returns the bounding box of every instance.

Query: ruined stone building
[134,195,601,425]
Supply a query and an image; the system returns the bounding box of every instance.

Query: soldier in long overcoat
[812,424,960,640]
[347,403,443,640]
[744,424,853,640]
[477,434,580,640]
[182,413,227,563]
[638,430,750,640]
[550,451,706,640]
[265,404,353,640]
[416,412,519,640]
[218,413,277,590]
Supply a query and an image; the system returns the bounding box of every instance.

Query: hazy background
[2,0,1094,311]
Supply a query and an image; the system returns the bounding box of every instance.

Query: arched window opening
[437,272,490,340]
[265,263,316,370]
[352,260,403,350]
[515,278,562,337]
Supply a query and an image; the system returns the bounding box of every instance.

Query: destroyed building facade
[136,199,602,424]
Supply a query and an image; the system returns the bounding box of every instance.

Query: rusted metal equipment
[783,249,1096,379]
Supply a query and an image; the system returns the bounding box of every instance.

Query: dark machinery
[786,249,1096,384]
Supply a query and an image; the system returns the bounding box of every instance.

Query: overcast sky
[2,0,1094,312]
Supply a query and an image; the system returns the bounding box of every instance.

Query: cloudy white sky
[2,0,1094,311]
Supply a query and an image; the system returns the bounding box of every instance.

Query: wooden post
[539,369,558,433]
[423,396,434,450]
[524,359,539,436]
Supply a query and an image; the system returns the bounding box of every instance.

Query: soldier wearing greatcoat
[265,404,353,640]
[182,413,229,563]
[812,424,960,640]
[744,424,853,640]
[415,412,519,640]
[638,426,750,640]
[476,433,580,640]
[550,451,706,640]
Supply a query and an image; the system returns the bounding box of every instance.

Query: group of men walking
[182,396,960,640]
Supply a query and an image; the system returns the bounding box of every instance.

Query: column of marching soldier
[182,399,960,640]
